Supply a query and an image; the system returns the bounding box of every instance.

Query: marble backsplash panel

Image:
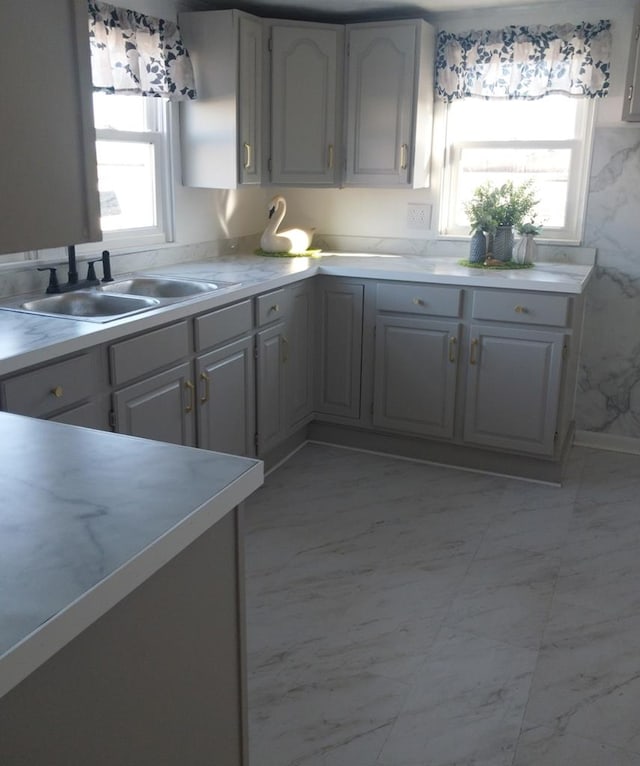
[577,126,640,438]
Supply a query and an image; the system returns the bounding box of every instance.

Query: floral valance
[436,20,611,102]
[88,1,196,100]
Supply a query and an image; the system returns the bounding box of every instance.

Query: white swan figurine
[260,195,314,254]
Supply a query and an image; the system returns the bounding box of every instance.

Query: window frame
[438,97,596,244]
[78,95,175,255]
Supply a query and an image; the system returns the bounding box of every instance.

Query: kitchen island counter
[0,411,263,699]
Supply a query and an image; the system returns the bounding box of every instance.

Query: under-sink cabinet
[110,322,195,447]
[0,349,109,430]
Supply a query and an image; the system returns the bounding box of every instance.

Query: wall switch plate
[407,203,432,229]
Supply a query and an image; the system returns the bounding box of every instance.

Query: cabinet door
[113,363,195,447]
[270,23,341,185]
[373,316,459,439]
[285,281,314,429]
[179,10,262,188]
[0,0,100,254]
[315,280,364,419]
[257,322,286,455]
[196,336,255,457]
[623,5,640,121]
[50,400,110,431]
[238,13,263,183]
[463,325,565,456]
[344,23,416,186]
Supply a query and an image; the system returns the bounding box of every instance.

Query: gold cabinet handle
[629,84,634,102]
[470,338,479,365]
[327,144,334,169]
[449,336,457,363]
[282,336,289,364]
[199,371,210,404]
[400,143,408,170]
[514,305,528,314]
[269,303,279,314]
[412,297,425,306]
[50,385,64,398]
[243,142,252,169]
[184,380,195,414]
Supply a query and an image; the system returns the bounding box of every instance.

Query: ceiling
[179,0,566,21]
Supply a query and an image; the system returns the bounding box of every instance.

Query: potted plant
[514,219,542,265]
[465,180,538,262]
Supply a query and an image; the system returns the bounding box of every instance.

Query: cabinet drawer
[110,321,190,386]
[195,300,253,352]
[256,289,289,326]
[376,282,462,317]
[472,290,571,327]
[1,351,103,417]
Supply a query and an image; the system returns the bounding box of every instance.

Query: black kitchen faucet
[37,247,114,294]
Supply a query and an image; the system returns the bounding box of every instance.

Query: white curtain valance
[88,1,196,100]
[436,20,611,102]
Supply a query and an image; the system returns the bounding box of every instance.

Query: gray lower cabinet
[196,336,255,456]
[0,349,109,430]
[315,278,364,420]
[256,321,287,455]
[463,324,566,456]
[113,362,196,447]
[373,315,459,438]
[285,281,314,430]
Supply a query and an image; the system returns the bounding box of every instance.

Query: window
[91,93,173,247]
[439,95,595,242]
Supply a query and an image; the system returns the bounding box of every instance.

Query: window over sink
[439,94,596,244]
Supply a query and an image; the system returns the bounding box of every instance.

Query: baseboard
[574,430,640,455]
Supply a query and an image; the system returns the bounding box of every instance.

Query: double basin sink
[12,277,237,322]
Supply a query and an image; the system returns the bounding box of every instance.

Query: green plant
[465,180,538,235]
[517,219,542,236]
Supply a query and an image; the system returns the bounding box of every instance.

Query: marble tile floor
[244,443,640,766]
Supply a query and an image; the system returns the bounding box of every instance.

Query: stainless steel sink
[100,277,234,299]
[19,292,161,322]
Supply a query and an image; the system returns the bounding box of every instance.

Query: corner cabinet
[0,0,100,255]
[179,9,263,188]
[269,22,343,186]
[623,4,640,121]
[344,19,435,188]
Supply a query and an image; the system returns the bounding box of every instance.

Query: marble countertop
[0,412,263,698]
[0,252,594,377]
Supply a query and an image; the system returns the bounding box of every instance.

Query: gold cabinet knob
[514,305,528,314]
[412,297,425,306]
[269,303,279,313]
[51,385,64,398]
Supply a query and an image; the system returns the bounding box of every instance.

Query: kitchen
[1,0,640,763]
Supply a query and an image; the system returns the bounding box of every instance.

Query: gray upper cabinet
[344,20,435,187]
[463,324,565,456]
[0,0,100,255]
[623,4,640,121]
[269,22,343,186]
[180,10,263,188]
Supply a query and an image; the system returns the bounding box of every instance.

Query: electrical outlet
[407,203,431,229]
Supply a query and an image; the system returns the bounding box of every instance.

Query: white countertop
[0,412,263,698]
[0,253,593,377]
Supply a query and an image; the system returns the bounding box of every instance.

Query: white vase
[514,234,537,265]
